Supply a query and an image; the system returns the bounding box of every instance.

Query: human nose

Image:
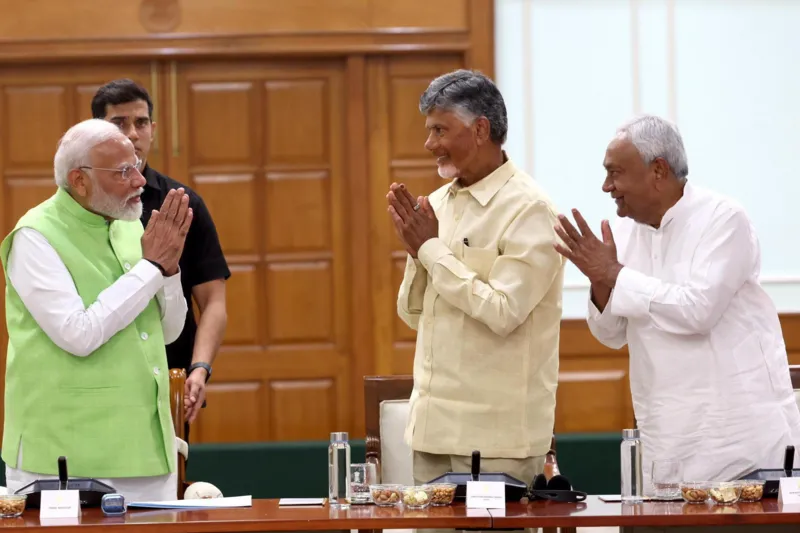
[424,132,437,152]
[129,167,146,188]
[602,177,614,193]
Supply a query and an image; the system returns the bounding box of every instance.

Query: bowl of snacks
[402,485,434,509]
[679,482,710,504]
[708,481,742,505]
[0,494,26,518]
[429,483,457,506]
[737,480,765,502]
[369,484,403,507]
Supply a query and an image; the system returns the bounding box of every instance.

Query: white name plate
[778,477,800,507]
[466,481,505,509]
[40,489,80,519]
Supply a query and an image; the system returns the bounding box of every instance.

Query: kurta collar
[659,182,693,229]
[447,152,517,207]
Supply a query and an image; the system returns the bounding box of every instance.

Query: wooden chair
[169,368,189,499]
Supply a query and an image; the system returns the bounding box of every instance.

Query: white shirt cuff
[609,266,658,319]
[418,238,452,272]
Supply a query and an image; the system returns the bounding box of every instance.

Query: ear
[473,116,492,145]
[652,157,670,181]
[67,169,90,197]
[150,119,157,138]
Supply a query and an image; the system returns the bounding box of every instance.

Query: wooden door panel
[173,60,349,443]
[265,261,333,343]
[264,80,328,164]
[194,175,257,257]
[269,379,337,441]
[264,172,330,252]
[194,382,263,443]
[189,82,257,166]
[4,86,67,170]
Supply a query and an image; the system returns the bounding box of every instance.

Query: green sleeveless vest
[0,187,176,478]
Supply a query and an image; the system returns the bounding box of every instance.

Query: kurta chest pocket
[461,244,499,281]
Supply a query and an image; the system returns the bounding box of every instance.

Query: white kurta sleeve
[609,207,754,335]
[587,288,628,349]
[7,227,166,357]
[155,271,188,344]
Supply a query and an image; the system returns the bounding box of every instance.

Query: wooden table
[0,499,492,532]
[492,497,800,531]
[5,497,800,531]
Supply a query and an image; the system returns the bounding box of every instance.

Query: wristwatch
[189,362,212,382]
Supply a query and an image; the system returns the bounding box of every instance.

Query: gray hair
[419,69,508,144]
[616,114,689,181]
[53,119,129,189]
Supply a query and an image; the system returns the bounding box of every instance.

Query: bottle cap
[331,432,349,442]
[622,429,640,439]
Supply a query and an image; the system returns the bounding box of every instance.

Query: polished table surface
[5,497,800,531]
[492,497,800,528]
[0,499,492,532]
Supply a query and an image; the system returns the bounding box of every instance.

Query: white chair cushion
[795,390,800,412]
[379,399,414,486]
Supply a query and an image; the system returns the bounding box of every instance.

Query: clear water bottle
[328,432,351,508]
[620,428,643,503]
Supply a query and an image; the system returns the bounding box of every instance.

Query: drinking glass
[350,462,377,504]
[651,459,682,499]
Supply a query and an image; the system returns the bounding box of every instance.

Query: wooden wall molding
[0,0,481,62]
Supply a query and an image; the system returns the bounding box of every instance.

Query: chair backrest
[364,375,414,484]
[789,365,800,412]
[169,368,187,499]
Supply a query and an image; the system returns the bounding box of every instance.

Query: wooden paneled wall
[0,0,797,446]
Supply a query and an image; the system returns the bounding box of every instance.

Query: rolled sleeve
[609,267,659,320]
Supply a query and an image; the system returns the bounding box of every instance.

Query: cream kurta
[588,182,800,488]
[398,157,565,459]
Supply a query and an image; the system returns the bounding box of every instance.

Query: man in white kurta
[555,114,800,489]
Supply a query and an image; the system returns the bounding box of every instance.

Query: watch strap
[189,362,212,382]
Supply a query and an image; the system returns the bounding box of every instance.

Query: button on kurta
[154,367,160,376]
[124,262,131,270]
[141,332,148,340]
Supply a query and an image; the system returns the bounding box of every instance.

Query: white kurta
[588,182,800,489]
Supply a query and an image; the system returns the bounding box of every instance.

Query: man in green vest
[0,118,192,502]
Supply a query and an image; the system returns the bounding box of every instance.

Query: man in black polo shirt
[91,79,230,441]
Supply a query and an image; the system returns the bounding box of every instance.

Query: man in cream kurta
[388,70,565,491]
[556,114,800,490]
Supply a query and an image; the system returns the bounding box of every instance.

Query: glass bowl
[736,480,766,502]
[401,485,434,509]
[369,484,402,507]
[428,482,457,506]
[679,482,710,504]
[708,481,742,505]
[0,494,26,518]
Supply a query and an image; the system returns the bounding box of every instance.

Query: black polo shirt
[140,165,231,372]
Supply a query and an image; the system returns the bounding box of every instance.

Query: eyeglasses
[79,157,142,181]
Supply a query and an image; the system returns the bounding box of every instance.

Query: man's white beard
[89,187,143,221]
[437,162,459,179]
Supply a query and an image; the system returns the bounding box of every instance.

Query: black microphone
[471,450,481,481]
[58,456,68,490]
[784,445,795,477]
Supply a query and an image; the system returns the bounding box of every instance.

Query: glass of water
[651,459,682,499]
[350,462,377,504]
